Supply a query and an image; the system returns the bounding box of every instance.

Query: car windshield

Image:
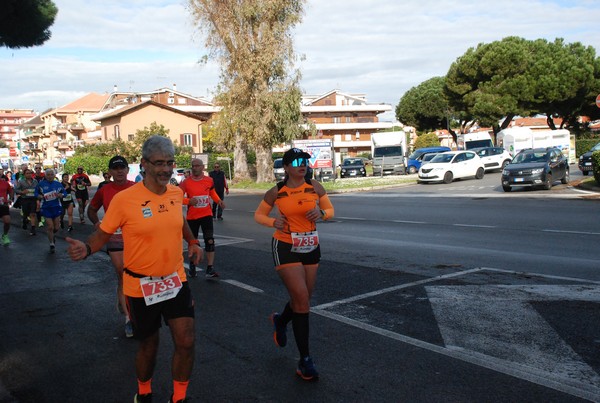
[273,159,283,168]
[408,150,425,159]
[513,151,548,164]
[430,153,454,163]
[591,143,600,152]
[422,154,436,162]
[343,159,363,166]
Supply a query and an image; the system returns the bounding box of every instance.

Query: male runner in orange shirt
[179,158,225,279]
[67,136,203,403]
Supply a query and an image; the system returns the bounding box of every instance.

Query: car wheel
[582,171,589,176]
[561,169,569,184]
[408,166,417,174]
[502,185,511,192]
[475,167,484,179]
[443,171,453,184]
[501,160,510,170]
[543,174,552,190]
[169,178,178,186]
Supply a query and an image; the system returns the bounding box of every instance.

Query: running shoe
[188,263,197,278]
[168,396,189,403]
[270,312,287,347]
[1,234,10,246]
[29,230,36,236]
[38,221,44,228]
[22,222,28,230]
[296,356,319,381]
[49,244,55,254]
[205,267,220,279]
[133,393,152,403]
[125,321,134,338]
[68,226,73,232]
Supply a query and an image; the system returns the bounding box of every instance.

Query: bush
[593,151,600,185]
[413,132,441,150]
[576,139,600,158]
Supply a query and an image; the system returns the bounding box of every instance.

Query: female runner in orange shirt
[254,148,334,381]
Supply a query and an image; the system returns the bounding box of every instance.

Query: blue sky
[1,0,599,121]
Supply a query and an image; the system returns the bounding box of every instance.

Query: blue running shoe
[296,356,319,381]
[270,312,287,347]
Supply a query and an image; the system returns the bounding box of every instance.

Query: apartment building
[300,89,393,161]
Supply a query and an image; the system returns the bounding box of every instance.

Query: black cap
[108,155,128,169]
[282,148,311,165]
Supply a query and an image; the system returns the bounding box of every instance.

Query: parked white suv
[472,147,512,172]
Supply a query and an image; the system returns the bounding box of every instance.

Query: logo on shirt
[142,207,152,218]
[158,204,168,213]
[141,200,151,206]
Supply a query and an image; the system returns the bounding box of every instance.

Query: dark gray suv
[578,142,600,175]
[501,147,569,192]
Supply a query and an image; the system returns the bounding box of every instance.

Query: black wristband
[84,243,92,259]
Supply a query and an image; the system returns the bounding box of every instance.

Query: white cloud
[0,0,599,115]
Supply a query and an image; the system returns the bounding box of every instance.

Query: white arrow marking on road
[426,284,600,390]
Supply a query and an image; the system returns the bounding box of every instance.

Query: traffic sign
[60,158,66,164]
[596,93,600,108]
[22,156,29,162]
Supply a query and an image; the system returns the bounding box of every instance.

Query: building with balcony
[299,89,394,161]
[0,109,37,158]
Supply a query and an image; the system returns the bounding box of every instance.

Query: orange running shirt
[179,176,220,220]
[99,182,186,297]
[273,180,319,244]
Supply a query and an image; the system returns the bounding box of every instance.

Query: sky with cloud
[1,0,599,121]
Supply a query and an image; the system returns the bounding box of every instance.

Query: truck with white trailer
[497,127,573,162]
[371,131,407,176]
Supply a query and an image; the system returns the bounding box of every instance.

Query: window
[344,134,351,141]
[128,134,134,142]
[333,117,341,124]
[114,125,120,140]
[182,133,193,146]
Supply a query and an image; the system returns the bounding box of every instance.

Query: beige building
[92,100,205,150]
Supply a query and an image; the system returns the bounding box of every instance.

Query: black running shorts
[271,237,321,268]
[126,282,195,340]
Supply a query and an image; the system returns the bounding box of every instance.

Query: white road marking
[453,224,497,228]
[313,268,482,310]
[311,308,600,402]
[221,279,264,293]
[427,284,600,396]
[542,229,600,236]
[311,267,600,401]
[392,220,426,224]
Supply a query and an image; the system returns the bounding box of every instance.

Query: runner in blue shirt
[35,169,66,253]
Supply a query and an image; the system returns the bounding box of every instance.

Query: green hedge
[576,139,600,158]
[593,151,600,185]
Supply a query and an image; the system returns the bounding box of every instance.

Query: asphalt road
[0,174,599,402]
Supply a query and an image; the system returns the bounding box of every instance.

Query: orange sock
[137,378,152,395]
[173,380,189,401]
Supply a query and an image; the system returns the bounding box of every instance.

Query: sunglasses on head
[290,158,308,167]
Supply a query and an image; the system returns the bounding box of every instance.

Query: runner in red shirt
[179,158,225,279]
[71,166,91,224]
[88,156,136,338]
[0,168,14,246]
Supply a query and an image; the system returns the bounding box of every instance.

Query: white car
[418,151,485,184]
[472,147,513,172]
